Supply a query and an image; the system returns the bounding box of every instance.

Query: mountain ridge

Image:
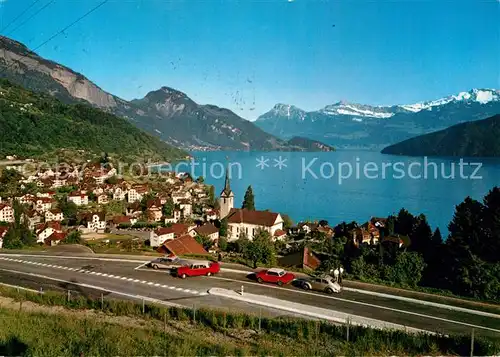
[256,89,500,149]
[381,114,500,157]
[0,35,332,152]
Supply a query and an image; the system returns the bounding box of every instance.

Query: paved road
[0,255,499,338]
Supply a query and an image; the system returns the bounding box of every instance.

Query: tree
[195,234,213,250]
[208,185,215,206]
[3,200,35,248]
[319,219,329,227]
[394,209,415,236]
[281,214,293,230]
[388,251,426,287]
[196,176,205,183]
[235,232,249,254]
[482,187,500,262]
[58,199,78,225]
[218,236,228,251]
[162,198,174,217]
[219,218,228,237]
[242,185,255,210]
[243,230,275,268]
[65,230,83,245]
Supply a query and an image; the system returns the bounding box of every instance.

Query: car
[255,268,295,286]
[176,261,220,278]
[147,255,181,269]
[298,275,341,294]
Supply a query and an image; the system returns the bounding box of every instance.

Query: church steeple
[219,163,234,219]
[221,165,232,197]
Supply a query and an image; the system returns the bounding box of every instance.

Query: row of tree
[317,187,500,302]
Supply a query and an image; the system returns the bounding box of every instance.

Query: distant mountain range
[256,90,500,149]
[381,114,500,157]
[0,36,331,152]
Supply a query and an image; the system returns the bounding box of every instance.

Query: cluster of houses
[0,159,405,265]
[0,162,289,252]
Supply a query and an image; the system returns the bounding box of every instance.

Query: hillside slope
[0,80,187,162]
[381,114,500,157]
[0,35,330,152]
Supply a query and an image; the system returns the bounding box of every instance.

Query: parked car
[255,268,295,286]
[298,275,341,294]
[176,261,220,278]
[147,255,181,269]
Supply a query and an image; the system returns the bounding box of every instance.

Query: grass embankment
[0,286,499,356]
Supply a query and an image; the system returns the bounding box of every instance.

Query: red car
[256,268,295,286]
[176,261,220,279]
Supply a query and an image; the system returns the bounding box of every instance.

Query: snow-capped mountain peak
[400,89,499,113]
[270,103,307,120]
[320,102,395,119]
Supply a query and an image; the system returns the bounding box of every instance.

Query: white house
[97,194,109,205]
[226,208,284,241]
[178,199,192,217]
[36,222,63,244]
[113,187,127,201]
[34,197,54,212]
[0,204,14,223]
[128,185,149,203]
[86,213,106,232]
[151,227,175,247]
[68,191,88,206]
[45,209,64,222]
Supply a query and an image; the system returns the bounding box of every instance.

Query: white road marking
[208,277,500,333]
[0,267,183,308]
[154,283,160,287]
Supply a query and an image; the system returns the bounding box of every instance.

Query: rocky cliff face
[0,36,117,108]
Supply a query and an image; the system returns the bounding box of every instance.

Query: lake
[183,151,500,235]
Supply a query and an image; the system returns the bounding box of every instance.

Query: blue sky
[0,0,498,119]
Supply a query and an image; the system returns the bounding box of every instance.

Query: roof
[48,209,62,214]
[161,234,208,256]
[0,204,12,211]
[45,232,66,242]
[278,247,321,271]
[268,268,285,274]
[194,224,219,236]
[0,226,9,238]
[113,216,133,224]
[170,223,190,237]
[155,227,175,236]
[274,229,287,237]
[36,221,62,233]
[226,208,279,227]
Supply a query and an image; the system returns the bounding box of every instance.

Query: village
[0,156,402,274]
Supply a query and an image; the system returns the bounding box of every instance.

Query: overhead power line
[2,0,110,73]
[5,0,56,37]
[0,0,43,34]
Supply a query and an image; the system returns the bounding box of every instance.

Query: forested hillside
[0,80,187,162]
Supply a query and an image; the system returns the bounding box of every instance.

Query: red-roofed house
[156,234,208,256]
[226,208,284,241]
[68,191,88,206]
[45,209,64,222]
[44,232,67,246]
[151,227,176,247]
[278,247,322,272]
[112,216,138,226]
[34,197,54,212]
[193,224,219,242]
[273,229,287,241]
[36,221,63,244]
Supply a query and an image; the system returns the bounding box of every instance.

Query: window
[268,271,278,276]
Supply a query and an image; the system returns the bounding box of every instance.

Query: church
[218,168,285,242]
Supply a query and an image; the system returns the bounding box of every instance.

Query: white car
[147,255,182,269]
[299,275,342,294]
